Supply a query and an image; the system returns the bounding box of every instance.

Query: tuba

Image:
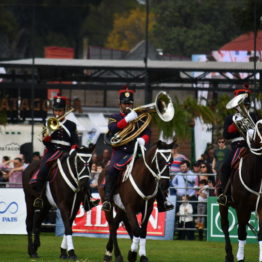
[226,93,255,137]
[106,91,175,147]
[42,108,74,137]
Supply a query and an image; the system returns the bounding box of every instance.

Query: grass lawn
[0,233,259,262]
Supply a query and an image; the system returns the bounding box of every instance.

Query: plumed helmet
[53,95,67,110]
[233,84,252,106]
[119,85,135,104]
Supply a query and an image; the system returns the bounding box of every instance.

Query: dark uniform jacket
[43,118,79,152]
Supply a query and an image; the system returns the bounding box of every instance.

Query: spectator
[195,179,209,240]
[195,161,214,186]
[0,156,11,187]
[7,157,25,188]
[177,195,195,240]
[201,145,215,168]
[90,162,103,192]
[171,160,196,202]
[100,148,111,168]
[212,137,230,176]
[170,144,189,179]
[192,160,203,176]
[32,151,41,161]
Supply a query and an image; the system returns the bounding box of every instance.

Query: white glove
[137,137,145,147]
[234,113,244,122]
[125,110,138,123]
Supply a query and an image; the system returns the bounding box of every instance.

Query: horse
[219,119,262,262]
[98,137,174,262]
[22,145,94,260]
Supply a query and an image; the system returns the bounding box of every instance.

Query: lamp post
[137,0,151,103]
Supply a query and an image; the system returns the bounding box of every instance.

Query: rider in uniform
[32,95,99,210]
[102,87,174,212]
[217,85,256,206]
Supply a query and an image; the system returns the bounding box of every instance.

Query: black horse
[219,119,262,262]
[98,138,174,262]
[23,145,94,260]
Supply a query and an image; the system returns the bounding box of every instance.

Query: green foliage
[152,0,246,56]
[153,94,232,141]
[0,111,7,125]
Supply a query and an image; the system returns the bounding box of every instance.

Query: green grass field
[0,233,259,262]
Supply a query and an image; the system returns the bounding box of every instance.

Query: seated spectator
[7,157,25,188]
[195,179,209,233]
[177,195,195,240]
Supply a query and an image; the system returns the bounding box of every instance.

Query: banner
[0,189,27,234]
[56,194,176,240]
[207,197,258,243]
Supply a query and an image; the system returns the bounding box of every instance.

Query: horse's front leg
[219,205,234,262]
[236,208,250,262]
[60,208,77,260]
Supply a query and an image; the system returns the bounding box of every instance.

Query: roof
[220,30,262,51]
[1,58,262,72]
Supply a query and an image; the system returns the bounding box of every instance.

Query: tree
[106,8,155,51]
[151,0,246,57]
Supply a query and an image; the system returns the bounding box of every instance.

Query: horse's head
[247,119,262,155]
[67,145,94,193]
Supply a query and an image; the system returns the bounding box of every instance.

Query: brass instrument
[107,91,175,147]
[42,108,74,137]
[226,93,255,137]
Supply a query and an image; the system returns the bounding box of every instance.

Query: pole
[144,0,151,103]
[31,1,36,157]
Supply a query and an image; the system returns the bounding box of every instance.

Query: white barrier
[0,188,27,234]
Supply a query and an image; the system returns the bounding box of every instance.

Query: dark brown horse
[98,138,174,262]
[219,119,262,262]
[23,145,94,260]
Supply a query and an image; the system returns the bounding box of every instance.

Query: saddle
[231,147,248,170]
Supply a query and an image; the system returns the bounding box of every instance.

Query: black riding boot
[32,180,45,208]
[156,187,174,213]
[83,192,100,212]
[217,167,232,206]
[102,173,117,212]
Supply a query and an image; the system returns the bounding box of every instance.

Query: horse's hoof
[115,255,124,262]
[60,248,68,259]
[30,253,39,259]
[128,250,137,262]
[68,249,77,260]
[104,254,112,262]
[225,255,234,262]
[140,255,149,262]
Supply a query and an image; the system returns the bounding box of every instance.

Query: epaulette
[108,118,117,124]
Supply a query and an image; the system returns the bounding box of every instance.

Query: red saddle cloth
[231,147,248,170]
[29,150,64,184]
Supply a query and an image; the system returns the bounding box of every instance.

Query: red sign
[72,200,166,237]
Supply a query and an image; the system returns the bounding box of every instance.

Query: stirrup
[33,197,43,209]
[102,201,112,212]
[217,194,228,206]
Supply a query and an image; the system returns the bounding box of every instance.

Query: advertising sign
[0,189,27,234]
[56,194,176,240]
[207,197,258,243]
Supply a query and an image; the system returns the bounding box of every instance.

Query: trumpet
[42,108,74,138]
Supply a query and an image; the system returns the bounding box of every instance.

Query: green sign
[207,197,258,243]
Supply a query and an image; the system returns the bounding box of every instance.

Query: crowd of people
[170,137,229,240]
[0,152,41,188]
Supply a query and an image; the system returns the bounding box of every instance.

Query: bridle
[57,150,92,193]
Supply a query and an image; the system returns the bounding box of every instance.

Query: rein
[246,119,262,155]
[238,157,262,214]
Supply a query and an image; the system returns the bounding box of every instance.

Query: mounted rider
[217,84,258,206]
[32,95,99,210]
[102,87,174,212]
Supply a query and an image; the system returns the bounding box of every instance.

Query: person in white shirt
[177,195,195,240]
